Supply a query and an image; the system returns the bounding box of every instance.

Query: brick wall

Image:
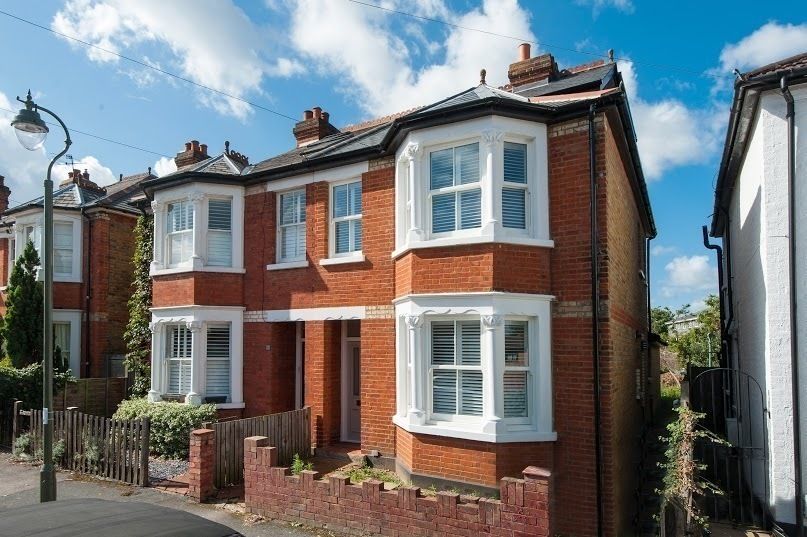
[188,429,216,501]
[359,318,396,455]
[152,272,244,307]
[241,435,554,537]
[304,320,341,446]
[242,322,296,417]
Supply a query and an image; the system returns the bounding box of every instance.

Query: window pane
[503,142,527,184]
[431,322,455,365]
[281,224,305,261]
[333,184,349,218]
[54,223,72,249]
[208,199,231,230]
[346,320,361,338]
[168,201,193,232]
[432,370,457,414]
[335,220,350,254]
[53,322,71,364]
[504,371,528,417]
[353,219,362,251]
[432,193,456,233]
[167,325,192,394]
[281,190,305,225]
[430,148,453,189]
[207,231,232,266]
[458,321,480,365]
[206,325,231,398]
[349,181,362,215]
[455,143,479,185]
[459,189,481,229]
[505,321,529,366]
[459,370,483,416]
[54,249,72,274]
[502,188,526,229]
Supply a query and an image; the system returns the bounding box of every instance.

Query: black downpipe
[718,207,736,369]
[589,103,604,537]
[646,236,653,421]
[702,226,726,366]
[781,75,804,536]
[81,208,92,378]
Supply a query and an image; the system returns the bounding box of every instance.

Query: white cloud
[52,0,300,119]
[153,156,177,177]
[287,0,535,116]
[0,91,115,207]
[576,0,634,16]
[661,255,717,298]
[651,244,678,256]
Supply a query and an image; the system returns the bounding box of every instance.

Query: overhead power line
[344,0,732,80]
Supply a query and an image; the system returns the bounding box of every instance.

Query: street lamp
[11,90,71,503]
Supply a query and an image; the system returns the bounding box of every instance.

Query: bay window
[331,181,362,255]
[167,200,194,267]
[207,199,232,266]
[278,189,306,263]
[430,320,483,417]
[54,222,74,275]
[503,320,529,419]
[11,212,82,282]
[502,142,528,230]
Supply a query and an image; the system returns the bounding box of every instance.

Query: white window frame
[426,141,483,238]
[204,322,232,403]
[166,323,193,396]
[166,199,194,269]
[327,179,364,260]
[52,309,82,377]
[206,197,233,267]
[276,188,307,264]
[393,116,552,258]
[11,210,83,283]
[393,292,554,443]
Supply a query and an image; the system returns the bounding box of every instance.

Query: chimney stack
[175,139,210,168]
[0,175,10,214]
[293,106,340,147]
[60,169,105,193]
[507,44,558,88]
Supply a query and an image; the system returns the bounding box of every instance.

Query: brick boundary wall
[188,429,215,501]
[240,435,554,537]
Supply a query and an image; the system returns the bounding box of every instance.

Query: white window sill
[151,266,246,276]
[267,260,309,271]
[391,235,554,259]
[216,402,245,410]
[320,254,366,266]
[392,415,557,443]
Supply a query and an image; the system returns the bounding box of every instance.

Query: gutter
[781,75,804,535]
[589,103,605,537]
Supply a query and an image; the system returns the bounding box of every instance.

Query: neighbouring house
[0,168,154,378]
[667,313,698,335]
[144,44,657,536]
[710,52,807,533]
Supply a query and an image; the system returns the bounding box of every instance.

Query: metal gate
[689,367,770,527]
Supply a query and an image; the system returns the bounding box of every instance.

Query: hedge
[0,361,73,409]
[113,398,217,459]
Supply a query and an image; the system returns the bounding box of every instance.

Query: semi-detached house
[144,46,657,537]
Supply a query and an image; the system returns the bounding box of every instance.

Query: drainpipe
[646,236,653,421]
[81,208,92,378]
[717,207,736,370]
[781,75,804,535]
[702,226,726,366]
[589,103,604,537]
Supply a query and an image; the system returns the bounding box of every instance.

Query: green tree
[123,214,153,397]
[651,306,675,341]
[2,240,43,367]
[668,295,721,368]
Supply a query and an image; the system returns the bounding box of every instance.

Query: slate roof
[510,63,616,98]
[163,153,248,178]
[744,52,807,78]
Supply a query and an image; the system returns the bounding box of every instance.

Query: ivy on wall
[123,214,153,397]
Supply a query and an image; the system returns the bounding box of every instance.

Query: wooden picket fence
[202,407,311,488]
[25,409,150,486]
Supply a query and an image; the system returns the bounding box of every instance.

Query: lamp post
[11,90,71,503]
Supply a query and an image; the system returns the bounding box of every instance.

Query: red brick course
[241,435,554,537]
[152,272,244,308]
[188,429,216,502]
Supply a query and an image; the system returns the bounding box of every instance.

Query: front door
[343,340,361,442]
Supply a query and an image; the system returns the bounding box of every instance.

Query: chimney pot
[175,139,211,168]
[83,170,90,180]
[321,111,330,122]
[303,109,313,120]
[185,142,192,151]
[200,143,208,156]
[312,106,322,119]
[191,140,200,151]
[519,43,531,61]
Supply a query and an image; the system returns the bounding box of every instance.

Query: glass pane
[353,219,363,251]
[504,371,528,417]
[430,148,453,190]
[502,188,526,229]
[333,184,348,218]
[503,142,527,184]
[459,189,481,229]
[54,223,72,249]
[53,323,70,363]
[54,249,72,274]
[505,321,528,366]
[431,322,455,365]
[281,190,305,225]
[205,360,230,397]
[432,370,457,414]
[432,193,456,233]
[349,181,362,215]
[208,199,231,230]
[455,143,479,185]
[206,326,230,358]
[281,224,305,261]
[346,320,360,338]
[459,370,483,416]
[207,231,232,266]
[352,347,360,397]
[335,220,350,254]
[458,321,480,365]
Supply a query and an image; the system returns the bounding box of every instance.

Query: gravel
[148,457,188,481]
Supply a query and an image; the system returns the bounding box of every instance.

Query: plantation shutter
[279,190,306,262]
[53,222,73,274]
[207,199,232,266]
[333,181,363,254]
[460,371,483,416]
[430,143,481,234]
[167,201,194,265]
[430,320,483,417]
[458,189,481,229]
[502,142,528,229]
[503,320,529,418]
[431,193,455,233]
[205,325,231,399]
[167,325,192,395]
[455,143,479,185]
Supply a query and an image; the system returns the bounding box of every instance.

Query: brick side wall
[152,272,244,307]
[304,321,342,446]
[359,318,396,455]
[243,322,296,417]
[241,435,555,537]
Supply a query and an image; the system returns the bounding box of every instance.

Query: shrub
[291,453,313,475]
[0,362,73,409]
[12,432,32,458]
[114,398,216,459]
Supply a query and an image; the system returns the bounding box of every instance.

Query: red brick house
[144,46,656,536]
[0,169,154,378]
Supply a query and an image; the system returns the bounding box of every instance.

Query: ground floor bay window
[148,306,244,409]
[393,292,555,442]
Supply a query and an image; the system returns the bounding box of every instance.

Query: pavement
[0,451,341,537]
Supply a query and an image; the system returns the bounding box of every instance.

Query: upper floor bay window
[10,212,82,282]
[394,293,554,443]
[278,189,306,263]
[150,184,245,275]
[332,181,362,255]
[394,116,551,256]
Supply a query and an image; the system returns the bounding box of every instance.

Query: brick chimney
[507,43,559,88]
[174,140,210,168]
[59,169,106,194]
[292,107,340,147]
[0,175,10,214]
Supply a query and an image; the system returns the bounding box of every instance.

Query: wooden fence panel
[203,407,311,488]
[52,378,129,417]
[24,409,149,485]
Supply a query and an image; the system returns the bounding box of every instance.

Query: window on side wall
[167,325,192,395]
[167,200,193,267]
[503,320,530,422]
[331,181,362,256]
[207,199,232,267]
[205,324,231,402]
[53,222,73,275]
[502,142,528,230]
[429,143,481,235]
[53,322,71,368]
[278,189,306,263]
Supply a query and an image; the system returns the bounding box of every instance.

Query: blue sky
[0,0,805,310]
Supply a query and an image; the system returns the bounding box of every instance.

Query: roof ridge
[341,106,424,133]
